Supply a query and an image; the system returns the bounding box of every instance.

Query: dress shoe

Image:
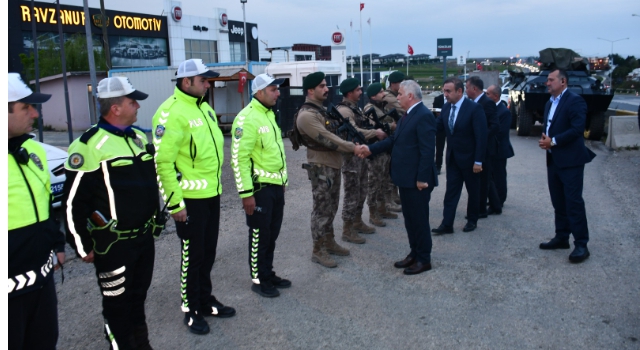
[465,213,487,220]
[184,311,209,335]
[251,280,280,298]
[431,224,454,234]
[487,207,502,215]
[539,238,570,250]
[201,296,236,318]
[569,246,590,263]
[394,256,416,269]
[270,274,292,288]
[436,167,442,175]
[403,261,432,275]
[462,222,477,232]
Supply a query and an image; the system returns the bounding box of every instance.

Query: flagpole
[369,18,372,84]
[359,3,363,87]
[407,44,409,77]
[350,20,354,78]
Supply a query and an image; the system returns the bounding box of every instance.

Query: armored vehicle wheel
[516,103,532,136]
[585,111,605,140]
[510,99,517,129]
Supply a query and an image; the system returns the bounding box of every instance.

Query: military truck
[508,48,613,140]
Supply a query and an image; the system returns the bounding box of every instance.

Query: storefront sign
[331,32,344,45]
[171,6,182,22]
[220,13,228,27]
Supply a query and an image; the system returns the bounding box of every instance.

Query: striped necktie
[448,105,456,133]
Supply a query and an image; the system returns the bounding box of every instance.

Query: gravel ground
[52,130,640,350]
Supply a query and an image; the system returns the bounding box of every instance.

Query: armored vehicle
[509,48,613,140]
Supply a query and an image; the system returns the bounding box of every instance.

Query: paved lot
[53,131,640,349]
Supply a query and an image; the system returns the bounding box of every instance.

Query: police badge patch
[29,153,44,171]
[133,137,144,149]
[69,153,84,169]
[155,125,165,139]
[234,127,243,139]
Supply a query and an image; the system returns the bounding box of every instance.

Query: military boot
[311,238,337,268]
[385,194,402,212]
[353,216,376,234]
[378,202,398,219]
[325,233,350,256]
[341,221,366,244]
[369,205,386,227]
[391,188,402,205]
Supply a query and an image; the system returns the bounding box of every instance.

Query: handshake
[354,144,371,159]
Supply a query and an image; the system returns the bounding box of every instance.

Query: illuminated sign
[20,5,163,32]
[437,38,453,57]
[171,6,182,22]
[220,13,228,27]
[331,32,344,45]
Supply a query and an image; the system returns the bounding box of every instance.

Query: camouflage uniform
[382,90,404,205]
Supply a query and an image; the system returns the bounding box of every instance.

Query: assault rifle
[364,107,392,136]
[326,104,367,145]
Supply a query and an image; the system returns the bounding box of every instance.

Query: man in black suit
[465,77,500,217]
[538,69,596,263]
[486,85,514,206]
[432,77,487,234]
[356,80,438,275]
[433,93,446,175]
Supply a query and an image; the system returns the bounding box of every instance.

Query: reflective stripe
[104,323,119,350]
[96,135,109,150]
[66,172,88,257]
[98,266,126,279]
[103,287,125,297]
[179,179,208,190]
[101,276,125,288]
[180,239,190,312]
[8,251,54,294]
[101,162,118,221]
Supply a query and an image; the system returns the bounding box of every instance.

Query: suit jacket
[436,98,488,169]
[477,93,499,156]
[544,90,596,168]
[369,102,438,188]
[495,103,515,159]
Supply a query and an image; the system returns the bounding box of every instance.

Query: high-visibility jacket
[231,98,288,198]
[8,135,64,298]
[152,87,224,214]
[63,120,159,258]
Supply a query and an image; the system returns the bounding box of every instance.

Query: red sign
[331,32,344,45]
[171,6,182,22]
[238,72,247,93]
[408,44,414,56]
[220,13,228,27]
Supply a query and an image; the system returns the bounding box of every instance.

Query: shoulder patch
[133,137,144,149]
[68,153,84,169]
[29,153,44,171]
[155,125,165,139]
[234,127,243,139]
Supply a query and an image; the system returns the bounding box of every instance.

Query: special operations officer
[152,58,235,335]
[336,78,386,245]
[64,77,160,350]
[291,72,362,268]
[383,71,406,208]
[231,73,291,298]
[8,72,65,350]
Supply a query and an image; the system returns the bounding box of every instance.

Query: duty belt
[8,250,54,294]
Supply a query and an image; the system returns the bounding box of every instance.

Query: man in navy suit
[465,77,500,217]
[356,80,438,275]
[432,77,488,234]
[486,85,514,207]
[539,69,596,263]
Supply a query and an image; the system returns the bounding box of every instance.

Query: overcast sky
[60,0,639,59]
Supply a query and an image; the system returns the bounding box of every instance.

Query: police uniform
[231,85,289,296]
[9,134,65,350]
[64,119,160,350]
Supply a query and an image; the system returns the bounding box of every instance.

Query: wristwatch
[550,140,556,147]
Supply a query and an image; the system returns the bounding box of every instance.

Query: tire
[516,102,532,136]
[585,111,605,140]
[510,98,517,129]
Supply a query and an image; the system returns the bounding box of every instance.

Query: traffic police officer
[8,72,64,350]
[293,72,361,268]
[64,77,159,349]
[152,59,235,335]
[336,78,385,244]
[231,73,290,298]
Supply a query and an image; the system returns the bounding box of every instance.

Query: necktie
[448,105,456,133]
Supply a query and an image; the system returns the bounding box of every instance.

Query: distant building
[292,43,332,60]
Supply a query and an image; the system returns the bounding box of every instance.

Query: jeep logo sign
[171,6,182,22]
[230,25,244,36]
[220,13,228,27]
[331,32,344,45]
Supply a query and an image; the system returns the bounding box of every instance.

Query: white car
[500,83,510,106]
[34,139,67,208]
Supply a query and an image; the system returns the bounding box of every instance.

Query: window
[229,42,246,62]
[295,55,312,61]
[185,39,218,63]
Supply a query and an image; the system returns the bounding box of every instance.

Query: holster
[87,219,120,255]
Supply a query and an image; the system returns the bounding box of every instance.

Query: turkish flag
[238,72,247,93]
[476,63,483,71]
[408,44,414,56]
[360,3,364,11]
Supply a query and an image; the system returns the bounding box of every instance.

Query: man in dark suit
[433,93,446,175]
[465,77,500,217]
[486,85,515,206]
[432,77,487,234]
[538,69,596,263]
[356,80,438,275]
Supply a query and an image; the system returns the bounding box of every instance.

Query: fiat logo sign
[331,32,344,45]
[171,6,182,22]
[220,13,228,27]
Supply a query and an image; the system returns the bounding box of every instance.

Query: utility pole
[30,0,43,141]
[83,0,99,124]
[56,0,74,144]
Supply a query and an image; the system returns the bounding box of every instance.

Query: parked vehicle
[31,138,67,208]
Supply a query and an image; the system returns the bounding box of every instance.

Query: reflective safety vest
[231,98,288,198]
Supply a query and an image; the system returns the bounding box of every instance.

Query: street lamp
[241,0,248,69]
[597,37,629,90]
